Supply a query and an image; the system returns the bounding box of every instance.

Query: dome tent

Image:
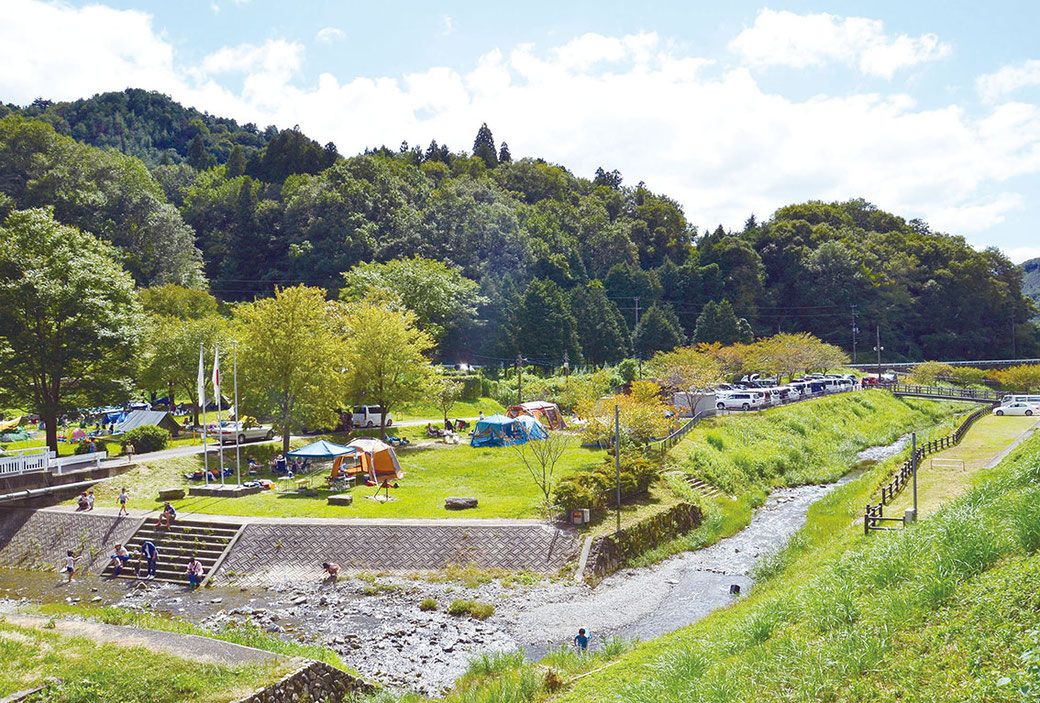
[470,414,548,448]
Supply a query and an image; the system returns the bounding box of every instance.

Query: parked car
[993,402,1040,416]
[352,405,392,428]
[716,393,763,411]
[1001,395,1040,406]
[216,419,274,444]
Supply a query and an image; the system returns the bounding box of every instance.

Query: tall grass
[558,431,1040,703]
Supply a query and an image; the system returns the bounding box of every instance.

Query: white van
[352,405,392,427]
[1002,395,1040,405]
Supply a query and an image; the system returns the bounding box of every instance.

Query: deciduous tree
[0,208,142,452]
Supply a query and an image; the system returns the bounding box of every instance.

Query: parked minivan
[716,393,762,411]
[352,405,392,427]
[1002,395,1040,405]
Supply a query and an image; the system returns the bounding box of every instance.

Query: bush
[553,448,658,513]
[419,598,438,612]
[120,425,170,454]
[447,599,495,620]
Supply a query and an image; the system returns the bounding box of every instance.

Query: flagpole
[215,343,224,485]
[199,343,209,482]
[233,340,241,487]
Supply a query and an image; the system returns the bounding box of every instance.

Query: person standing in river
[573,628,589,652]
[141,539,159,579]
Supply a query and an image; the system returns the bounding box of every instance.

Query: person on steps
[141,539,159,579]
[186,555,203,589]
[156,501,176,528]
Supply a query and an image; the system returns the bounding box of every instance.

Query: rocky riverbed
[0,437,911,695]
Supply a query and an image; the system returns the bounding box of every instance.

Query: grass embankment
[0,616,290,703]
[83,434,604,519]
[555,423,1040,701]
[626,392,967,565]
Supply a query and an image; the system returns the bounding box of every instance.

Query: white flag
[212,343,221,399]
[197,344,206,410]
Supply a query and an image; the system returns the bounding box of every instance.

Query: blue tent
[287,440,356,458]
[470,414,548,448]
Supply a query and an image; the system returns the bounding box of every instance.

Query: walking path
[887,414,1038,518]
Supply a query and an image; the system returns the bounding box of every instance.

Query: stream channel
[0,435,909,695]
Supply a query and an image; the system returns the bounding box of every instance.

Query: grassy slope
[558,426,1040,702]
[0,618,288,702]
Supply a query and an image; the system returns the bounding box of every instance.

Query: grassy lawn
[395,397,506,423]
[84,433,605,519]
[886,413,1037,517]
[0,618,288,703]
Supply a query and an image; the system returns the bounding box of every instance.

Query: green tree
[430,374,463,421]
[498,142,512,164]
[139,315,228,425]
[570,280,630,366]
[0,209,142,452]
[633,302,686,357]
[339,256,484,352]
[187,133,214,170]
[508,279,583,365]
[693,299,752,345]
[234,286,350,452]
[472,123,498,168]
[139,284,219,320]
[225,144,246,178]
[342,296,436,439]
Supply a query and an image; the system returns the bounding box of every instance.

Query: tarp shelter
[470,414,548,447]
[287,440,354,458]
[115,410,181,437]
[347,438,403,483]
[0,416,22,433]
[506,401,565,430]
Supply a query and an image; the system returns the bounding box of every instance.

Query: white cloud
[977,60,1040,102]
[1002,246,1040,264]
[730,9,950,79]
[1,2,1038,249]
[316,27,345,44]
[441,15,452,36]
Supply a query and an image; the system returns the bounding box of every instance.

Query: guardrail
[0,449,108,478]
[881,383,1006,403]
[864,405,990,533]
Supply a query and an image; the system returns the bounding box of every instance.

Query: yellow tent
[347,438,403,483]
[0,416,22,433]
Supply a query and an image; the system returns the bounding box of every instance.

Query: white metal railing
[0,449,107,477]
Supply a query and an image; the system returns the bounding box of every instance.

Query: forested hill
[0,89,1037,364]
[1024,258,1040,312]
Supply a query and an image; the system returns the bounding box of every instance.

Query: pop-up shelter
[287,439,354,459]
[346,438,403,483]
[506,401,566,429]
[470,414,548,447]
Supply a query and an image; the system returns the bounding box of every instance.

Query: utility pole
[515,353,524,404]
[874,326,884,383]
[911,432,918,518]
[634,297,642,379]
[615,404,621,535]
[851,304,858,364]
[1012,308,1017,357]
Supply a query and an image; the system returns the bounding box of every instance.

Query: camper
[352,405,392,428]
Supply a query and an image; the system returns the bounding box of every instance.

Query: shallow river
[0,435,909,695]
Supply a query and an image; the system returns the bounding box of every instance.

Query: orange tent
[347,438,403,483]
[506,401,565,430]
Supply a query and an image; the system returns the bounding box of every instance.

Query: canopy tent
[347,438,403,483]
[115,410,181,437]
[506,401,565,430]
[470,414,548,447]
[287,439,355,458]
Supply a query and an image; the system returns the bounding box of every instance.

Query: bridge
[882,383,1005,405]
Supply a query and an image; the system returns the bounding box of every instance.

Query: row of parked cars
[993,395,1040,416]
[714,374,859,411]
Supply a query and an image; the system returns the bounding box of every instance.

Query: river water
[0,435,910,695]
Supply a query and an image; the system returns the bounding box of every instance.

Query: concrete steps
[103,517,242,585]
[667,471,723,499]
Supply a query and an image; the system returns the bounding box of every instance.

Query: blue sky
[2,0,1038,261]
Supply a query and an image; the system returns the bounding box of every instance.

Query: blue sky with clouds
[2,1,1038,261]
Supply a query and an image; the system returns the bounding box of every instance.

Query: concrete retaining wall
[0,508,140,574]
[230,660,373,703]
[214,521,581,585]
[583,502,703,581]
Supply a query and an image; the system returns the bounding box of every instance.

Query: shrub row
[553,450,658,513]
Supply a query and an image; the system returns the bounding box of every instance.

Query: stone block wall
[583,502,703,581]
[0,507,140,574]
[230,660,373,703]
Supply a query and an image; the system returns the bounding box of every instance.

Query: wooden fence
[882,383,1006,403]
[864,405,990,533]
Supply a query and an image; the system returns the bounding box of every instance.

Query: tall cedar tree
[510,279,583,365]
[498,142,512,164]
[570,280,630,366]
[633,302,686,357]
[472,123,498,168]
[693,299,753,345]
[0,209,142,452]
